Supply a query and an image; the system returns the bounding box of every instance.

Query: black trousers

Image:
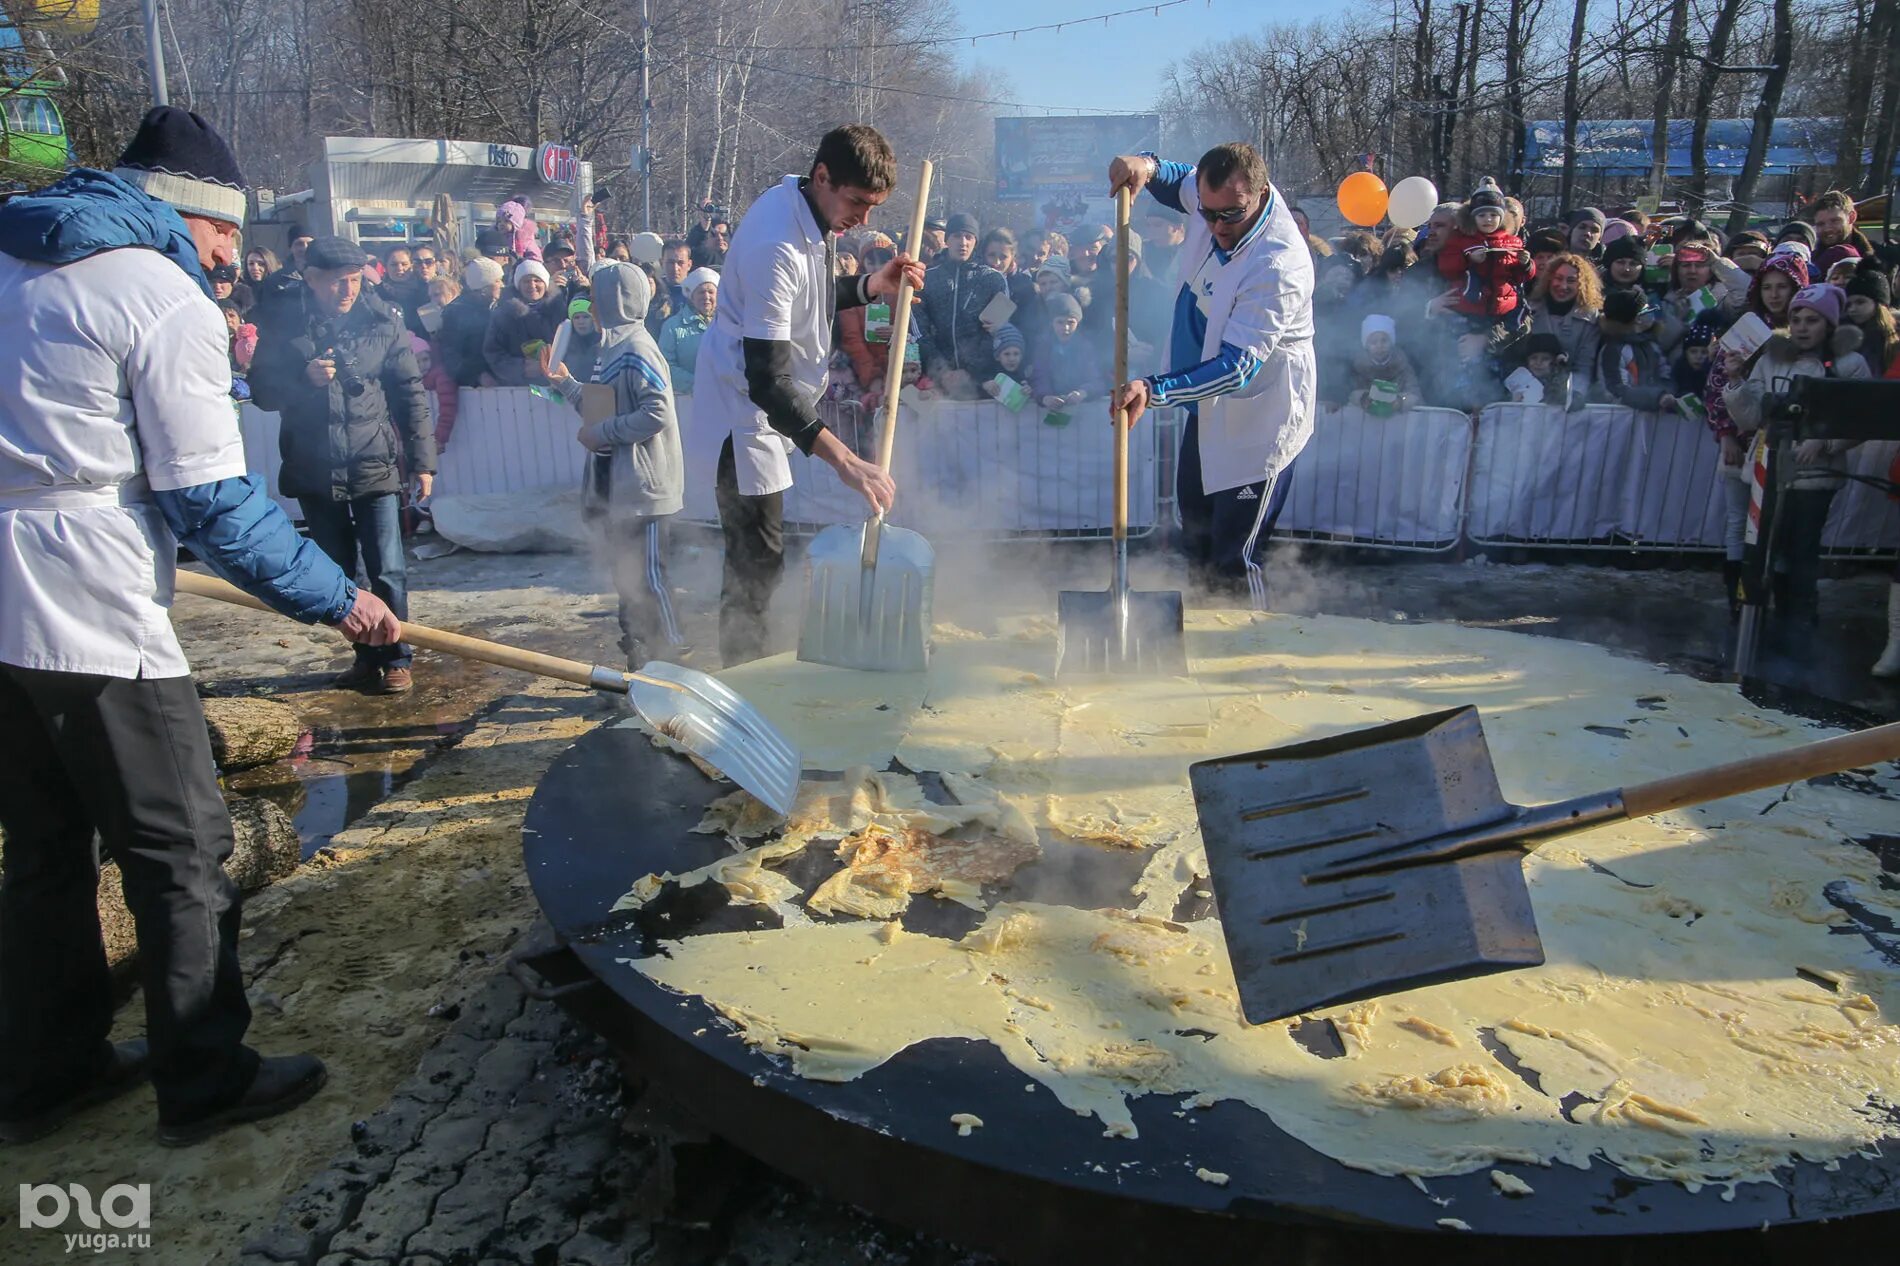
[715,435,786,666]
[0,665,258,1123]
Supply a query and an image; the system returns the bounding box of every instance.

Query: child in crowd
[408,332,459,454]
[1601,235,1683,349]
[1842,262,1895,375]
[983,323,1032,408]
[1031,294,1107,411]
[1595,289,1678,414]
[1672,313,1720,401]
[220,299,257,376]
[538,261,687,669]
[1725,231,1770,274]
[862,337,936,414]
[1814,245,1862,288]
[1505,331,1573,410]
[549,297,601,385]
[1348,314,1420,414]
[1437,178,1534,331]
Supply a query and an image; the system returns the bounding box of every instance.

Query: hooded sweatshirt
[551,262,683,519]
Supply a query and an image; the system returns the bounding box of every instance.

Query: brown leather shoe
[331,661,381,690]
[379,667,413,694]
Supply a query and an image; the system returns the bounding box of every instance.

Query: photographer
[251,236,435,694]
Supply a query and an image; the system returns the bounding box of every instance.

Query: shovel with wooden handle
[796,160,936,674]
[1189,703,1900,1024]
[173,570,801,817]
[1054,186,1187,678]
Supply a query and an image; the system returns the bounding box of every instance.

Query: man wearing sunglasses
[1108,142,1315,607]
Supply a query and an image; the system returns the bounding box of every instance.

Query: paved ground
[3,535,1892,1266]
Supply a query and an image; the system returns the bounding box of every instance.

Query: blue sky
[948,0,1301,116]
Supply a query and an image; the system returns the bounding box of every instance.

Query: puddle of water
[218,651,516,857]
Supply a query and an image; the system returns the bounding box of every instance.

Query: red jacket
[1436,229,1535,318]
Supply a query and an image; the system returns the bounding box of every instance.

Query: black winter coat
[250,291,435,501]
[439,292,497,387]
[919,257,1006,379]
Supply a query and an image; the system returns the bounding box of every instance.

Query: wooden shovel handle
[1113,185,1131,545]
[1620,720,1900,819]
[172,570,607,690]
[875,159,934,477]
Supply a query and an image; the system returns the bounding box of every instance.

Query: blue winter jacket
[0,169,355,625]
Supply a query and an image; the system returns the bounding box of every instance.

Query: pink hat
[1790,283,1844,326]
[1813,244,1862,276]
[407,332,431,356]
[1600,219,1639,244]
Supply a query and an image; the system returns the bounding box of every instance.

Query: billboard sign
[994,114,1161,205]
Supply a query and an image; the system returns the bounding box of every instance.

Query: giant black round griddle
[522,719,1900,1264]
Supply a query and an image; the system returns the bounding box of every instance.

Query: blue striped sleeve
[1142,153,1194,215]
[1147,341,1262,405]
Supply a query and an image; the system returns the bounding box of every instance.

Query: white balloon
[1386,177,1441,231]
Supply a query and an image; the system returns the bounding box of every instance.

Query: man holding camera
[250,236,434,693]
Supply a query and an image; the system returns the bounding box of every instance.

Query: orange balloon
[1336,172,1390,227]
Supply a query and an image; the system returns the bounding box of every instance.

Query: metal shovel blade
[1054,588,1187,677]
[797,519,934,674]
[622,660,802,818]
[1188,706,1544,1024]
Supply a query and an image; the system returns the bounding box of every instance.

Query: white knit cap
[515,259,551,287]
[628,231,665,266]
[683,267,721,293]
[1360,313,1397,345]
[464,257,504,288]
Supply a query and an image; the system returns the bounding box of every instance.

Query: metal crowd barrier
[1269,405,1474,553]
[237,391,1897,561]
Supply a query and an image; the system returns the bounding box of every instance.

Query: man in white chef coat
[1108,143,1317,607]
[0,108,399,1147]
[695,124,924,665]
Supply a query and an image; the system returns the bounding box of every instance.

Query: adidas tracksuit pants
[1177,408,1297,603]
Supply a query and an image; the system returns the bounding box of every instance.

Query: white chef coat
[692,176,835,496]
[1168,176,1317,495]
[0,247,246,678]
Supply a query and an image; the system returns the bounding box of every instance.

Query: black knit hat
[114,106,247,225]
[1683,310,1723,347]
[1844,261,1892,307]
[1603,234,1646,266]
[1523,331,1565,360]
[1775,220,1817,248]
[1603,288,1646,325]
[945,211,979,237]
[1529,228,1568,256]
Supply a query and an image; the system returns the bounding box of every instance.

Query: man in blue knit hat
[0,107,398,1146]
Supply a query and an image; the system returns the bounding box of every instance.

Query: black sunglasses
[414,254,437,264]
[1197,201,1254,225]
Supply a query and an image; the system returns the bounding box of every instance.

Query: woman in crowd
[1723,284,1871,627]
[1523,252,1603,400]
[658,267,718,393]
[691,219,730,268]
[1842,262,1895,376]
[242,247,279,286]
[1657,242,1743,343]
[982,227,1041,326]
[482,259,563,387]
[441,258,504,387]
[549,297,602,386]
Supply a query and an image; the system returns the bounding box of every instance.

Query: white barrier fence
[1272,406,1473,552]
[1464,402,1898,556]
[238,393,1897,557]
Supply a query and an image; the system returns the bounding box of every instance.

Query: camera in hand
[322,345,369,398]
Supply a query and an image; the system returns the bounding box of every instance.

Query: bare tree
[1726,0,1793,234]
